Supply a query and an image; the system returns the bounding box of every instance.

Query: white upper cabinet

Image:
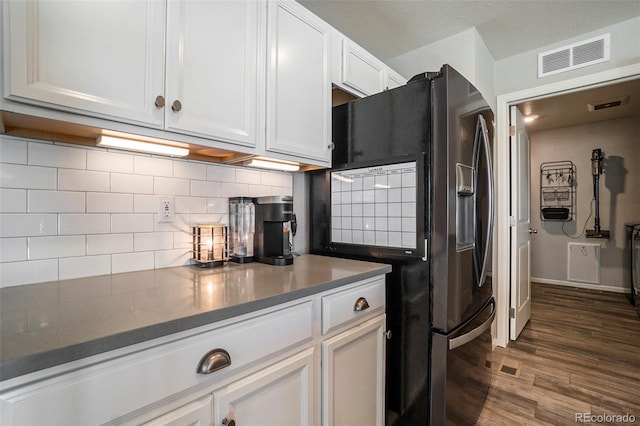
[265,0,332,166]
[341,39,386,97]
[3,0,166,127]
[331,28,407,98]
[164,0,263,148]
[3,0,263,149]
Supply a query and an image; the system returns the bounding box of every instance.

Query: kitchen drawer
[0,301,313,426]
[321,276,385,335]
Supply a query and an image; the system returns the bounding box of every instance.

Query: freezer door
[430,298,495,426]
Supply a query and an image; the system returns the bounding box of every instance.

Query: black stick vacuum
[586,148,610,239]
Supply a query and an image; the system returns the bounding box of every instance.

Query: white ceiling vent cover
[538,34,610,78]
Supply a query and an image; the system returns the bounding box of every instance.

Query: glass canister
[229,197,255,263]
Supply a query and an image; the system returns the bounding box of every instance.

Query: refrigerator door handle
[448,299,495,350]
[476,114,494,288]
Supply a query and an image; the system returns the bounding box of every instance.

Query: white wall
[386,28,496,110]
[529,115,640,291]
[495,16,640,96]
[0,135,293,287]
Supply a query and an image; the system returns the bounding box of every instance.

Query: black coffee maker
[254,196,295,265]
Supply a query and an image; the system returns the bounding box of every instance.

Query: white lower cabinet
[321,315,386,426]
[213,348,314,426]
[0,275,386,426]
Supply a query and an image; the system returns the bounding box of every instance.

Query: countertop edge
[0,263,391,382]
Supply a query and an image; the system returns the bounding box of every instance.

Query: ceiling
[298,0,640,62]
[519,78,640,132]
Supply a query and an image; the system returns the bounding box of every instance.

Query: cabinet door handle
[354,297,370,312]
[196,348,231,374]
[222,418,236,426]
[171,99,182,112]
[155,95,165,108]
[327,141,336,150]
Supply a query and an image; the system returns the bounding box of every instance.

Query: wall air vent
[538,34,610,78]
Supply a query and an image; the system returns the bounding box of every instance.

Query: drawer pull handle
[222,418,236,426]
[197,348,231,374]
[354,297,370,312]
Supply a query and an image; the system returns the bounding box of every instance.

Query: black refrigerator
[309,65,495,425]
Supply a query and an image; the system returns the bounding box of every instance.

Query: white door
[321,315,386,426]
[509,106,532,340]
[4,0,165,126]
[213,349,314,426]
[165,0,262,147]
[265,0,331,166]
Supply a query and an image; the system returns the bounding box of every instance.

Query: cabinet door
[213,348,314,426]
[165,0,262,148]
[143,396,212,426]
[265,0,331,166]
[341,40,385,97]
[322,315,386,426]
[3,0,165,127]
[386,68,407,91]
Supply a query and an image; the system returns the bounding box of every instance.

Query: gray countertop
[0,255,391,381]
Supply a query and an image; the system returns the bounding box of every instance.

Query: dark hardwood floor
[477,283,640,425]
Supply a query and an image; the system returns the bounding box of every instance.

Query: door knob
[529,228,538,234]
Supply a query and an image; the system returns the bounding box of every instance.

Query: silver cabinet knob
[529,228,538,234]
[327,142,335,150]
[155,95,165,108]
[222,418,236,426]
[171,99,182,112]
[354,297,370,312]
[196,348,231,374]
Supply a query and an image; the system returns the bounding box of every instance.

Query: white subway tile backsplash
[29,235,86,260]
[207,164,235,182]
[206,198,228,214]
[0,136,28,164]
[28,190,85,213]
[0,135,296,286]
[220,182,249,198]
[174,161,206,180]
[0,189,27,212]
[135,232,173,252]
[112,251,154,274]
[0,214,57,237]
[155,248,191,269]
[0,259,58,287]
[59,214,111,235]
[260,172,283,187]
[134,156,173,177]
[112,173,153,194]
[0,164,57,190]
[175,196,207,214]
[154,177,189,196]
[87,192,133,213]
[58,169,110,192]
[87,233,134,255]
[87,150,134,173]
[134,194,158,213]
[236,168,261,184]
[190,180,221,197]
[111,214,154,233]
[29,142,86,169]
[0,238,27,262]
[59,255,111,280]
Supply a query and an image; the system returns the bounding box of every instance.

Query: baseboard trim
[532,277,629,294]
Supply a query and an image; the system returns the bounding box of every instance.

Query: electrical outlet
[158,197,174,223]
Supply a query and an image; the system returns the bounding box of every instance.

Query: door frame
[493,63,640,348]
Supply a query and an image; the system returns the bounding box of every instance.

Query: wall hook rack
[540,160,575,221]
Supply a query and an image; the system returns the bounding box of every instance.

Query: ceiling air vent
[538,34,610,78]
